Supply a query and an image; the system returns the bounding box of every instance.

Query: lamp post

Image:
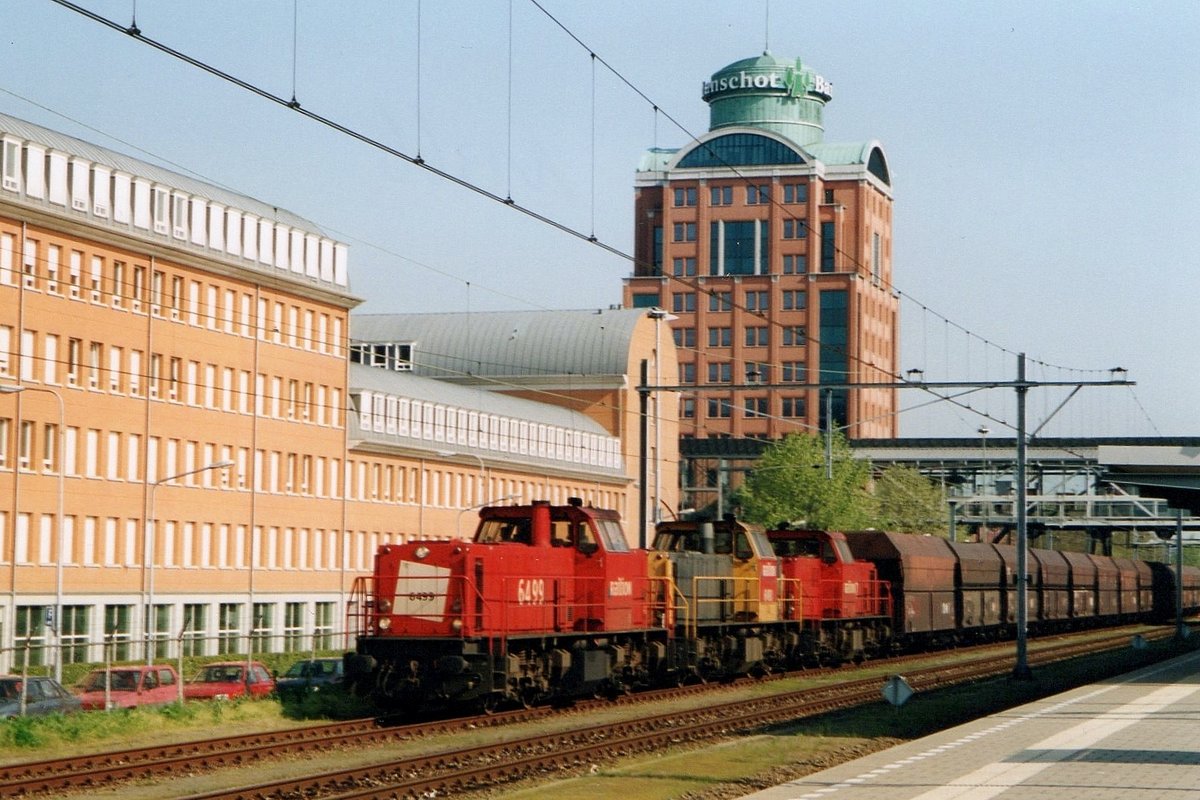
[145,459,234,664]
[646,309,678,526]
[1,384,65,683]
[977,425,990,538]
[436,450,489,537]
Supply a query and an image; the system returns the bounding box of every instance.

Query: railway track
[0,626,1177,798]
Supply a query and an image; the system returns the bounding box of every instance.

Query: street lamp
[436,450,487,513]
[646,309,678,527]
[977,425,990,537]
[144,459,234,664]
[1,384,65,683]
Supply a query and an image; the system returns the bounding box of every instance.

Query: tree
[872,464,946,534]
[735,432,875,530]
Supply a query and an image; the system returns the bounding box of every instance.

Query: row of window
[674,360,807,385]
[1,133,348,288]
[0,509,395,573]
[680,396,808,419]
[357,390,623,472]
[672,183,818,207]
[680,320,808,350]
[664,219,838,276]
[0,417,623,514]
[662,253,810,279]
[10,600,337,667]
[1,232,346,356]
[0,331,344,427]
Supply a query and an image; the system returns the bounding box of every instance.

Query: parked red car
[183,661,275,701]
[76,665,180,710]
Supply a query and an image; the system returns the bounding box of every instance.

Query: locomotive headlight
[414,546,430,560]
[450,619,463,631]
[377,617,392,631]
[376,598,393,613]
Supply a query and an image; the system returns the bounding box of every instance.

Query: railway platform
[741,646,1200,800]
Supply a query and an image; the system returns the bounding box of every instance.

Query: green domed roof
[702,52,833,147]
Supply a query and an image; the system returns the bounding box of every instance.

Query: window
[744,397,768,417]
[783,327,807,346]
[824,189,836,204]
[349,341,414,371]
[677,133,805,168]
[782,396,807,417]
[707,327,731,348]
[706,397,732,418]
[746,184,770,204]
[671,292,695,313]
[872,232,882,282]
[61,605,90,664]
[745,290,769,311]
[709,186,733,206]
[218,603,241,654]
[111,261,125,306]
[182,603,206,657]
[681,398,695,418]
[672,222,696,242]
[104,604,133,661]
[782,362,806,382]
[672,257,697,277]
[710,219,768,275]
[821,221,836,272]
[673,327,696,348]
[631,293,660,309]
[783,219,807,239]
[314,602,335,650]
[707,362,732,383]
[2,138,21,191]
[745,362,769,383]
[783,254,807,274]
[680,363,696,383]
[251,603,274,652]
[708,291,732,312]
[14,606,47,668]
[782,290,807,310]
[148,604,170,659]
[783,183,808,204]
[284,602,305,652]
[745,327,769,347]
[673,186,697,207]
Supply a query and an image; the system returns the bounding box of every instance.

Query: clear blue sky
[3,1,1197,437]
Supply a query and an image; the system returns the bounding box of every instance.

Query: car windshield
[81,671,139,692]
[198,666,242,683]
[284,662,313,678]
[0,680,19,700]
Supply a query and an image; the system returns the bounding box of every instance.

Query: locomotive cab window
[477,520,531,544]
[594,519,629,552]
[734,531,753,561]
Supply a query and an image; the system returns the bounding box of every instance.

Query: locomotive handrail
[647,575,688,633]
[686,575,766,640]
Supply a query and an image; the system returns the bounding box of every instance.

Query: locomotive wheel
[480,694,503,715]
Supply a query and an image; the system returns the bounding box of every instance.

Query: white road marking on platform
[906,683,1200,800]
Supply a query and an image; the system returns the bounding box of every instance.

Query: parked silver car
[0,675,83,717]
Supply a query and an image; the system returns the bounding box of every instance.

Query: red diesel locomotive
[345,499,1200,712]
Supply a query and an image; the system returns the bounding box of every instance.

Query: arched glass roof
[676,133,806,168]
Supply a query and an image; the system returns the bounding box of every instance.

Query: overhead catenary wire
[33,0,1151,437]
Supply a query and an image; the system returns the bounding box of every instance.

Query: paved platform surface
[741,646,1200,800]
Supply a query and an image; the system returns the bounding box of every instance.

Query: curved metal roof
[351,308,646,380]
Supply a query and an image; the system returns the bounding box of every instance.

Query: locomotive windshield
[476,519,532,544]
[595,519,630,552]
